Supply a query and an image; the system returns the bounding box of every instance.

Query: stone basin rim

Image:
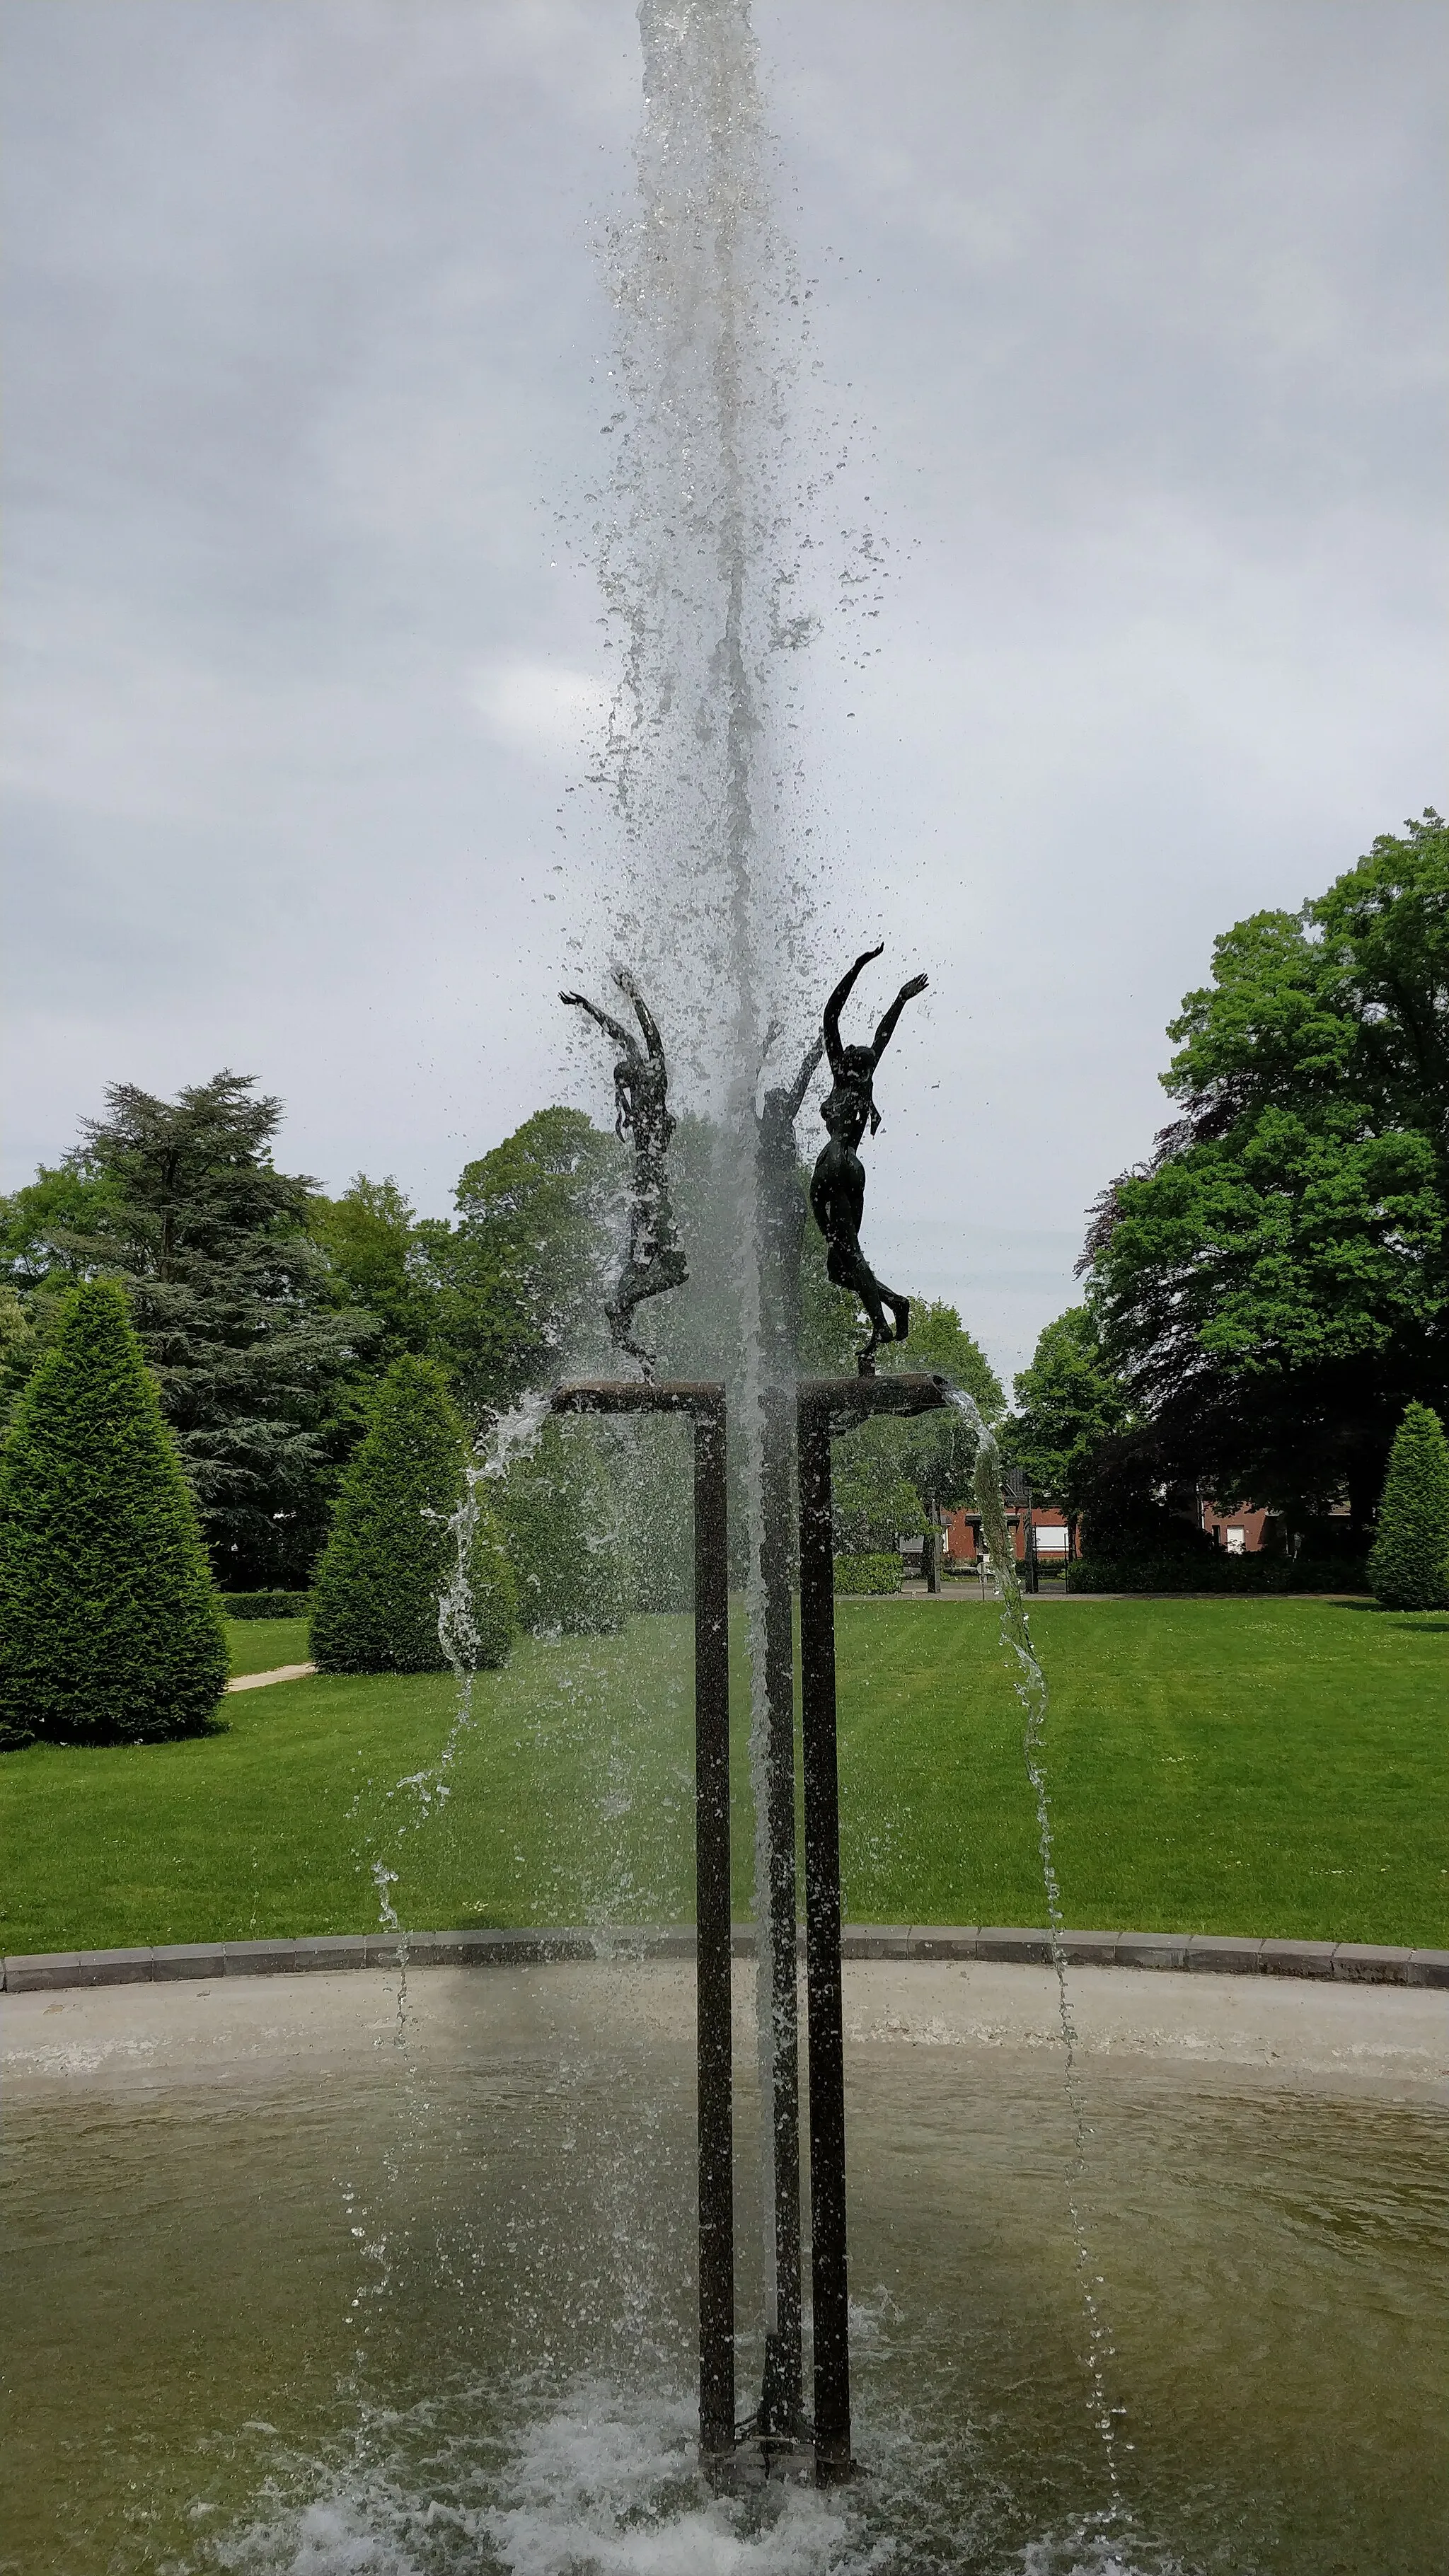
[5,1927,1445,1993]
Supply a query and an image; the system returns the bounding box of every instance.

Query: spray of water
[945,1385,1126,2519]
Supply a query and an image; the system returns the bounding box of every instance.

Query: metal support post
[552,1380,734,2460]
[795,1372,949,2483]
[756,1380,804,2437]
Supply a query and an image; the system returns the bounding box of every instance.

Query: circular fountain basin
[4,1960,1445,2575]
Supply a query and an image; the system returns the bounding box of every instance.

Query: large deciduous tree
[429,1108,619,1416]
[1008,1306,1133,1540]
[1083,814,1449,1532]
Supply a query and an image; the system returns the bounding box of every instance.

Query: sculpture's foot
[888,1293,911,1343]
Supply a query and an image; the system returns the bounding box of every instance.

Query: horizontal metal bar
[552,1380,726,1419]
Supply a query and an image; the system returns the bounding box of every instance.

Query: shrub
[833,1552,901,1596]
[1067,1552,1368,1595]
[495,1417,630,1636]
[310,1356,516,1674]
[219,1590,312,1619]
[1368,1402,1449,1611]
[0,1281,228,1748]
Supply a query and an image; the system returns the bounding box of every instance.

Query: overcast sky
[4,0,1444,1382]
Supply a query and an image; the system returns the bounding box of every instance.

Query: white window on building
[1224,1525,1247,1554]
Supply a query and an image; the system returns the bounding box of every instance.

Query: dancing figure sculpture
[809,945,928,1373]
[560,967,688,1377]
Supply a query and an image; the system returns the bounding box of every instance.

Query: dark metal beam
[796,1373,949,2481]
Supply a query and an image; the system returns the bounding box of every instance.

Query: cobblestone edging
[4,1926,1447,1994]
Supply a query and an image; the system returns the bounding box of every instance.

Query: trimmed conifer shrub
[496,1417,630,1636]
[0,1280,228,1749]
[1367,1402,1449,1611]
[310,1356,516,1673]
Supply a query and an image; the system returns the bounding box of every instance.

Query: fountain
[555,947,959,2486]
[5,9,1447,2573]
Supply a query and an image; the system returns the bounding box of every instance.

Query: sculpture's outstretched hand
[897,974,928,1003]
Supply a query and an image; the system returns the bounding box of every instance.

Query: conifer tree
[310,1356,516,1673]
[0,1281,228,1748]
[1367,1402,1449,1610]
[496,1417,630,1635]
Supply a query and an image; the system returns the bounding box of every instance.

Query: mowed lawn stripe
[0,1600,1442,1958]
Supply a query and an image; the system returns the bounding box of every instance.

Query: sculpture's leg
[825,1240,893,1377]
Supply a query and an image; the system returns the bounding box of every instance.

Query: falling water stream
[947,1387,1126,2522]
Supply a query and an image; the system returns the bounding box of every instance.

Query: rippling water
[4,1985,1445,2576]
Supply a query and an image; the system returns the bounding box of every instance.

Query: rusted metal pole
[795,1372,950,2485]
[551,1381,734,2460]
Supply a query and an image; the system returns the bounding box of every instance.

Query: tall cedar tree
[0,1282,228,1747]
[4,1073,376,1585]
[1083,814,1449,1530]
[310,1356,517,1673]
[1367,1402,1449,1610]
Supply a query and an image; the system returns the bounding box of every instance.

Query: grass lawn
[1,1600,1443,1959]
[227,1619,311,1676]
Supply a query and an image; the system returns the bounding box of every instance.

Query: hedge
[0,1281,228,1748]
[833,1552,901,1596]
[311,1356,516,1675]
[1368,1403,1449,1611]
[1068,1552,1368,1596]
[219,1590,312,1620]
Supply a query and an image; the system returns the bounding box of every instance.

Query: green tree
[430,1109,619,1416]
[495,1417,631,1635]
[1009,1305,1133,1536]
[310,1356,516,1674]
[1367,1402,1449,1610]
[0,1281,227,1748]
[1083,813,1449,1530]
[873,1299,1005,1513]
[308,1174,436,1363]
[2,1073,379,1585]
[832,1445,928,1554]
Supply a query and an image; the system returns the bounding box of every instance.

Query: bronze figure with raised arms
[808,945,928,1373]
[560,966,688,1377]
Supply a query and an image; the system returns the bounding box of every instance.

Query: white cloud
[469,660,611,760]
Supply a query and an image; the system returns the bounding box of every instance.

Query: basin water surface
[3,1962,1445,2575]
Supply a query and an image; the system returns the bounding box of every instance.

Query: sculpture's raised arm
[781,1032,824,1121]
[613,965,666,1063]
[821,945,884,1075]
[560,990,640,1059]
[869,972,928,1067]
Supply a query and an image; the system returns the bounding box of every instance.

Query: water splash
[944,1386,1126,2520]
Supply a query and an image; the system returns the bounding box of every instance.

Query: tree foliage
[1083,813,1449,1527]
[0,1282,227,1748]
[1367,1402,1449,1611]
[310,1356,516,1675]
[429,1109,620,1414]
[495,1417,631,1635]
[1008,1305,1133,1525]
[1,1073,378,1585]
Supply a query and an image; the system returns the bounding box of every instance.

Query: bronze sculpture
[560,966,687,1375]
[809,945,928,1373]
